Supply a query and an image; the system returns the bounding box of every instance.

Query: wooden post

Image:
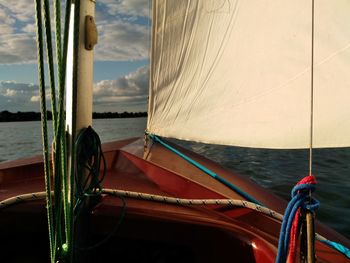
[306,211,315,263]
[66,0,97,261]
[66,0,95,134]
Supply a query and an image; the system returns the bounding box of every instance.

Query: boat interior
[1,138,349,262]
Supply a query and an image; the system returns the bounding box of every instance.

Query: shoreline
[0,110,147,122]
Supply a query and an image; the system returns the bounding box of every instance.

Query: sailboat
[1,0,350,262]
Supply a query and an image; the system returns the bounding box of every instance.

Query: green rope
[60,0,72,256]
[73,126,106,219]
[54,0,62,91]
[72,126,106,261]
[34,0,75,261]
[34,0,101,261]
[42,0,58,134]
[75,197,126,251]
[42,0,66,260]
[34,0,55,261]
[53,0,72,258]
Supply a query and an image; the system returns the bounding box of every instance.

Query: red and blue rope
[275,175,319,263]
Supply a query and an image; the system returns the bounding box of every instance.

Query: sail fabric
[147,0,350,149]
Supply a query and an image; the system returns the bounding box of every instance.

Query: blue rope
[148,134,262,205]
[319,239,350,259]
[275,180,319,263]
[149,135,350,260]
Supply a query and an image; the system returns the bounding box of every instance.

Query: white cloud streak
[101,0,150,18]
[0,80,40,111]
[0,66,149,112]
[0,34,37,64]
[95,21,149,61]
[0,1,37,64]
[0,1,35,22]
[93,65,149,111]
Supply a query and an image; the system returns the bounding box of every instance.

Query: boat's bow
[1,137,349,262]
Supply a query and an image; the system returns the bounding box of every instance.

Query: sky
[0,0,151,112]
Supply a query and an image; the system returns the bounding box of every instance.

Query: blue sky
[0,0,150,112]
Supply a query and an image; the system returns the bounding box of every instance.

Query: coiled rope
[74,126,106,219]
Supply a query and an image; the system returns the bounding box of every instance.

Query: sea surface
[0,118,349,239]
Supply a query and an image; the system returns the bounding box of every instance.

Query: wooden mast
[66,0,97,261]
[66,0,96,140]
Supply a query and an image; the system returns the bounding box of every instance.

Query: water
[0,118,147,162]
[176,140,350,239]
[0,118,349,239]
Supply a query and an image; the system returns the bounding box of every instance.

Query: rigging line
[34,0,55,261]
[43,0,58,135]
[307,1,316,262]
[1,190,349,258]
[148,134,262,205]
[60,0,72,251]
[309,0,315,176]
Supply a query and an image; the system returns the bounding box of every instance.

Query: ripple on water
[177,140,350,239]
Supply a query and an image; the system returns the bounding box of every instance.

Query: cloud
[100,0,150,18]
[0,34,37,64]
[0,7,15,34]
[95,0,150,61]
[30,95,40,102]
[0,1,37,64]
[0,80,53,111]
[0,80,37,91]
[95,21,149,61]
[0,80,41,111]
[0,1,151,111]
[0,1,35,23]
[4,89,18,97]
[0,0,151,64]
[0,65,149,112]
[22,23,37,34]
[93,65,149,111]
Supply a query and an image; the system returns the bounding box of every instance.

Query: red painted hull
[0,137,349,262]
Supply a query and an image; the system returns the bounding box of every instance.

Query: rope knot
[291,175,319,212]
[275,175,320,263]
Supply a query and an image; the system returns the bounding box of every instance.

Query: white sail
[147,0,350,149]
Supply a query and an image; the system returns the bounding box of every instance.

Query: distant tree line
[0,111,48,122]
[0,110,147,122]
